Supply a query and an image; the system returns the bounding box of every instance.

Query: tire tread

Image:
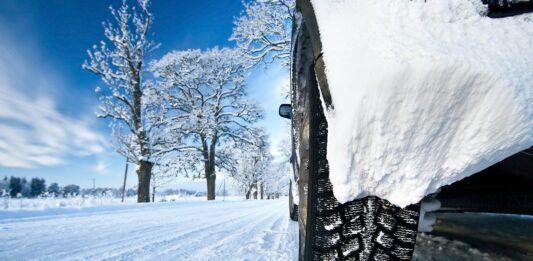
[309,87,419,261]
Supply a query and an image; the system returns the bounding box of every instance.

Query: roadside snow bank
[0,196,137,211]
[310,0,533,207]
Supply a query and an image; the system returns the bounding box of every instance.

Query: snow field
[0,195,246,212]
[1,196,138,211]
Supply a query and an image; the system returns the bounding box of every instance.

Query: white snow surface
[1,196,137,211]
[0,200,298,260]
[310,0,533,207]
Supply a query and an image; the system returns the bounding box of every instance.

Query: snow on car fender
[310,0,533,207]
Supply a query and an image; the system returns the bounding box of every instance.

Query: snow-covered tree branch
[230,0,295,67]
[151,47,264,200]
[263,138,291,198]
[227,130,272,200]
[83,0,160,202]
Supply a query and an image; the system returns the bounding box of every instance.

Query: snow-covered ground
[0,199,519,260]
[0,199,298,260]
[1,196,138,211]
[0,195,245,211]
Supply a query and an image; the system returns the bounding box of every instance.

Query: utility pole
[121,159,129,203]
[152,174,156,203]
[223,178,226,202]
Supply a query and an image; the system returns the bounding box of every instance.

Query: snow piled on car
[310,0,533,207]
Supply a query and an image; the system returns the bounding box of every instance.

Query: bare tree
[83,0,160,202]
[151,47,263,200]
[230,0,295,67]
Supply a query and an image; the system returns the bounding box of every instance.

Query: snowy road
[0,200,298,260]
[1,199,526,260]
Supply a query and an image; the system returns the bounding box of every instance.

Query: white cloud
[0,26,106,168]
[95,160,109,174]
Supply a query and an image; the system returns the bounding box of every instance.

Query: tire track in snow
[0,200,298,261]
[0,200,296,260]
[191,206,282,260]
[31,210,190,260]
[88,212,256,260]
[150,201,286,260]
[105,202,278,260]
[265,208,298,260]
[50,201,271,260]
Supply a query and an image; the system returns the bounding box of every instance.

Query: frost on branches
[151,47,264,200]
[230,0,295,67]
[227,134,291,200]
[225,130,271,200]
[83,0,161,202]
[263,138,292,199]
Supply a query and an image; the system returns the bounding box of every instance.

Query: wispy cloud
[95,160,109,174]
[0,26,106,168]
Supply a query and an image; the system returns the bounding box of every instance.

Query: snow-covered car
[279,0,533,260]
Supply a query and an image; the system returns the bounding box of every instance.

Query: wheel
[294,64,421,261]
[290,180,299,221]
[291,8,421,259]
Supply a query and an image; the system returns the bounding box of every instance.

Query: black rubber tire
[298,65,420,261]
[290,204,299,221]
[290,180,299,221]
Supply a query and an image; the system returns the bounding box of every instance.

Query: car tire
[297,64,421,261]
[290,180,299,221]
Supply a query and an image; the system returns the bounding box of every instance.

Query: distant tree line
[0,176,137,198]
[159,188,197,196]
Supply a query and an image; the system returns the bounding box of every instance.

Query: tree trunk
[202,136,217,201]
[245,187,251,200]
[137,160,153,203]
[260,182,264,200]
[206,173,216,200]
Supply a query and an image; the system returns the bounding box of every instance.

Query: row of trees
[0,176,80,198]
[83,0,294,202]
[0,176,141,198]
[231,138,290,200]
[231,0,294,200]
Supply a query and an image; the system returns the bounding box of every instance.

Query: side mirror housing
[279,104,292,119]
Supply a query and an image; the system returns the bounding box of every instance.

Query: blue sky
[0,0,289,190]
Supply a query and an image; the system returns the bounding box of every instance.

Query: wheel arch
[296,0,333,110]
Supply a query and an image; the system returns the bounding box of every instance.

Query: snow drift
[310,0,533,207]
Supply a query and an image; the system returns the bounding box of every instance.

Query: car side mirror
[279,104,292,119]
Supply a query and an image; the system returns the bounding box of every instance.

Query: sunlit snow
[311,0,533,207]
